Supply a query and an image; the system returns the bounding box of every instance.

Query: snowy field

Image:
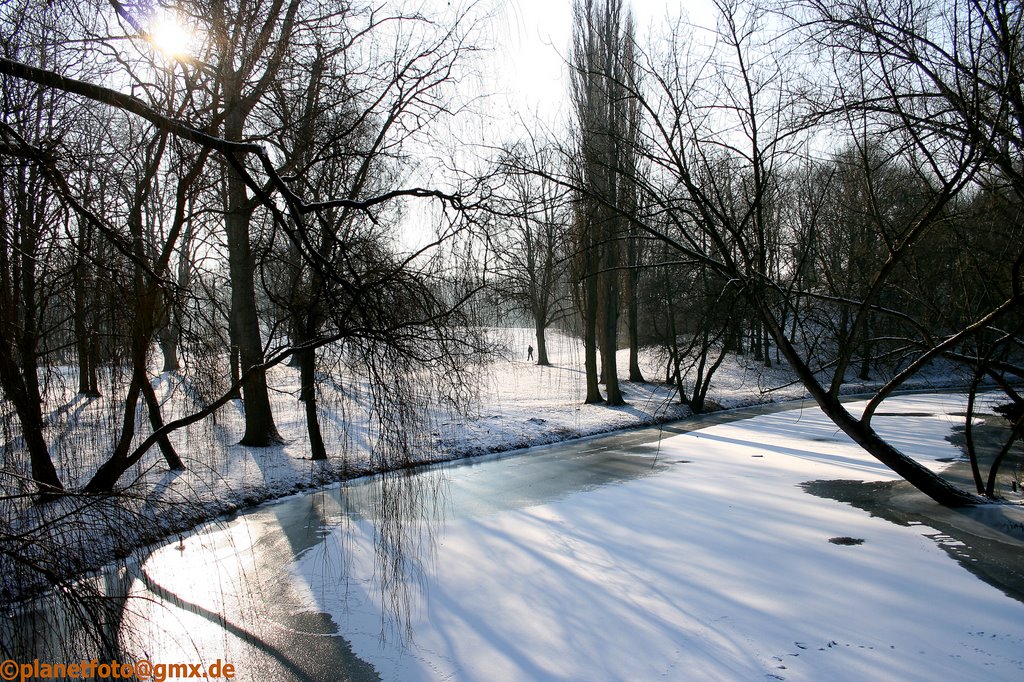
[136,393,1024,681]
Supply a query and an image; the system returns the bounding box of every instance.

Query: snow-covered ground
[135,392,1024,681]
[5,328,691,601]
[0,327,990,603]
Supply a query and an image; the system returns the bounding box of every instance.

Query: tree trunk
[858,319,872,381]
[158,325,180,372]
[725,314,743,354]
[600,277,624,405]
[858,349,871,381]
[835,403,981,507]
[666,303,688,406]
[534,324,550,366]
[223,88,280,445]
[225,183,281,445]
[298,347,327,460]
[624,218,645,382]
[583,268,604,404]
[626,274,644,382]
[758,296,982,507]
[229,343,242,399]
[0,346,62,496]
[598,236,624,405]
[6,216,63,495]
[85,376,143,492]
[87,331,100,395]
[74,266,101,396]
[139,373,185,470]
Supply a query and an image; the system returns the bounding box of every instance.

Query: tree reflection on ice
[1,467,448,680]
[3,423,678,677]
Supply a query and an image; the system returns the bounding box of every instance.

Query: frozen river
[128,418,709,680]
[15,394,1024,680]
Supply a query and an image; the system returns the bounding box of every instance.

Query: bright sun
[149,15,193,59]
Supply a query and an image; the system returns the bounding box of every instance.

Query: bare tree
[493,139,571,366]
[0,1,86,496]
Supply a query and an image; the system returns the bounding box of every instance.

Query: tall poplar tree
[569,0,640,406]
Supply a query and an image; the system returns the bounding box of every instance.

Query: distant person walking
[527,345,534,361]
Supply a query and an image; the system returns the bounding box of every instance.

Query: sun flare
[149,15,193,59]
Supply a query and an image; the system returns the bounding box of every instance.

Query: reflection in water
[2,568,134,661]
[4,430,673,678]
[1,510,150,664]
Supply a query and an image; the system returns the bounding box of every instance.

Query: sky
[395,0,721,250]
[486,0,719,130]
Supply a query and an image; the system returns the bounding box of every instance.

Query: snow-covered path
[140,393,1024,681]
